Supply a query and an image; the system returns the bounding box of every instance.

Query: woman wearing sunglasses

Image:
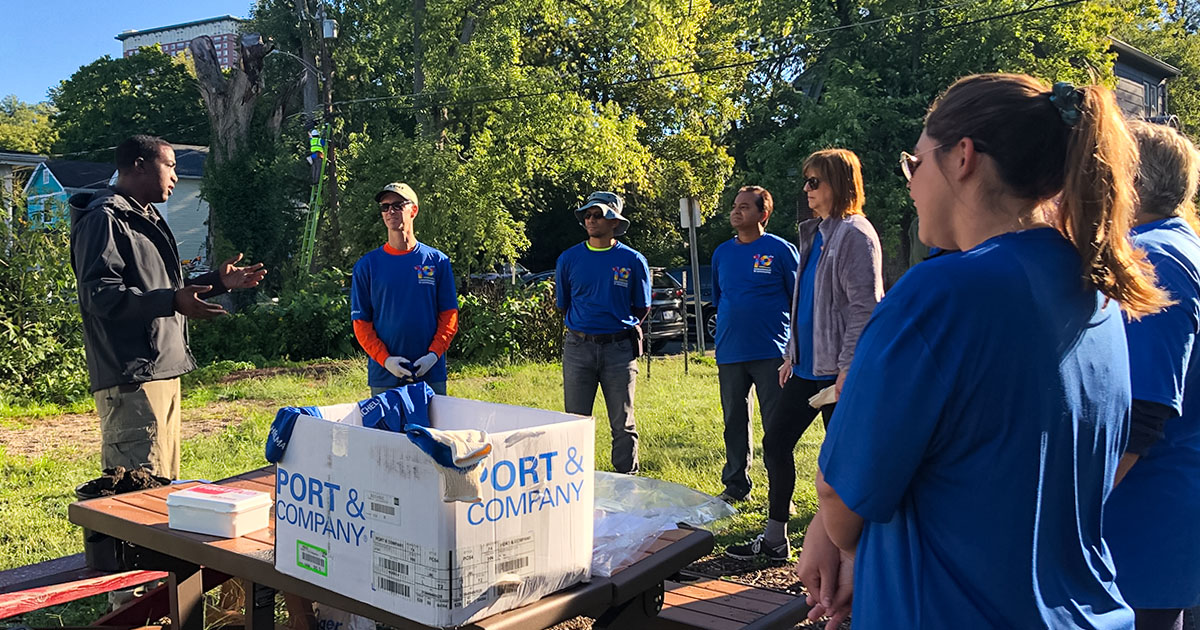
[795,73,1168,629]
[725,149,883,561]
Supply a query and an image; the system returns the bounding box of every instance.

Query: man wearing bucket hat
[351,183,459,395]
[555,191,651,474]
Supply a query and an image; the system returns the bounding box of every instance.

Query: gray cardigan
[786,214,884,376]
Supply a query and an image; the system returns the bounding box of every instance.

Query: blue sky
[1,1,254,104]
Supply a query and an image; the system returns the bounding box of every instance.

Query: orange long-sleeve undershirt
[353,311,458,365]
[352,242,460,364]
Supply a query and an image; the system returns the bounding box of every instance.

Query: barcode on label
[296,542,328,576]
[496,557,529,573]
[376,556,410,575]
[377,576,411,597]
[491,582,520,598]
[370,502,396,516]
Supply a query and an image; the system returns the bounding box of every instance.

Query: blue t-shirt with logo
[711,233,798,365]
[792,231,824,379]
[1105,217,1200,608]
[555,241,650,334]
[351,243,458,388]
[820,228,1132,629]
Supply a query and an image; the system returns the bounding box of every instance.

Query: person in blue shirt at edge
[556,191,651,474]
[1104,122,1200,630]
[706,186,799,504]
[794,73,1170,630]
[726,151,883,562]
[351,183,459,396]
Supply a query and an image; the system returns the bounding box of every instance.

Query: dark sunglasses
[803,177,821,190]
[380,201,413,213]
[583,211,608,221]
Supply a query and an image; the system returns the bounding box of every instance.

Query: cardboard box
[167,485,272,538]
[273,397,595,628]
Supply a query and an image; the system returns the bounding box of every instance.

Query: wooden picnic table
[68,466,714,630]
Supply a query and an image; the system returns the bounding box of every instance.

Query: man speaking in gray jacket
[70,135,267,479]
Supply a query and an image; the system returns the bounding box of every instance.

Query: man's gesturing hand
[218,253,268,290]
[174,285,227,320]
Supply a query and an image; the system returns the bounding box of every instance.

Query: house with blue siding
[22,145,211,263]
[23,160,115,227]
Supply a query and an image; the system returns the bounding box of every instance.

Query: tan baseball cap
[375,182,418,206]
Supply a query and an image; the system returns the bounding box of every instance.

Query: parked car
[470,262,532,284]
[519,267,687,353]
[646,267,686,353]
[665,265,716,342]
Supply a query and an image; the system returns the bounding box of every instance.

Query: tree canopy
[0,96,57,154]
[49,47,209,159]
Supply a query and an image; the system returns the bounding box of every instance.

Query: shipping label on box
[273,396,594,628]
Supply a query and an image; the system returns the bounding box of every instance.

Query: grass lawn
[0,355,827,624]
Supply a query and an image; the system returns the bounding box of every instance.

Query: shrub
[189,269,354,365]
[451,280,563,364]
[0,221,90,404]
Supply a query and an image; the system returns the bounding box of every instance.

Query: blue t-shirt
[1105,217,1200,608]
[820,228,1133,629]
[350,243,458,388]
[711,233,798,364]
[792,231,824,380]
[555,242,650,334]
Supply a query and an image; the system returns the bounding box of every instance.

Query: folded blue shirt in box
[265,405,323,463]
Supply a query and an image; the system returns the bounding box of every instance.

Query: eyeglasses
[583,211,608,221]
[802,177,821,191]
[899,145,945,182]
[380,201,413,213]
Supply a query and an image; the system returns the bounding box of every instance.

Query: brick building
[116,15,245,70]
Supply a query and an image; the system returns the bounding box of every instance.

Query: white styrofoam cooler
[273,396,595,628]
[166,484,272,538]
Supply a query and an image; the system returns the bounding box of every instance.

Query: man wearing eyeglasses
[555,191,651,474]
[351,182,459,395]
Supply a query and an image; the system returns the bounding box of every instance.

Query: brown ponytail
[1057,86,1167,318]
[924,74,1169,318]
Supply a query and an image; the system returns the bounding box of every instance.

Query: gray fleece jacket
[786,214,884,377]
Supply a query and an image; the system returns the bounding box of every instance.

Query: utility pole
[315,3,341,266]
[294,0,319,126]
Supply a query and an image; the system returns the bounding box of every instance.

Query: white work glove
[384,356,412,379]
[413,352,438,378]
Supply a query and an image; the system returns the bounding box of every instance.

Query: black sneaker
[725,534,790,561]
[717,491,747,504]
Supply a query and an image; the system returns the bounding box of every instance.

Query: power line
[330,0,1086,113]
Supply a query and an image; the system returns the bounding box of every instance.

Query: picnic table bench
[61,466,715,630]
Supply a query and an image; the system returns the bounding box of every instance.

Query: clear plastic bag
[591,471,736,577]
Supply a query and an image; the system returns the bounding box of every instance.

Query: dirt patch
[216,363,347,384]
[0,403,269,460]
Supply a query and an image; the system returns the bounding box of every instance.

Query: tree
[50,47,209,159]
[0,96,56,154]
[727,0,1131,283]
[243,0,749,275]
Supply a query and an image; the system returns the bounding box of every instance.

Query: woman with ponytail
[1104,122,1200,630]
[794,73,1168,629]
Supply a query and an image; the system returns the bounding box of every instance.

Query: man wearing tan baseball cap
[350,183,459,395]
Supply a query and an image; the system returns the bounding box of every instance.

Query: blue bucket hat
[575,191,630,236]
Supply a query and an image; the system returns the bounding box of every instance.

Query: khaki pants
[94,379,181,480]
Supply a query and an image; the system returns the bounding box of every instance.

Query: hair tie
[1049,82,1083,127]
